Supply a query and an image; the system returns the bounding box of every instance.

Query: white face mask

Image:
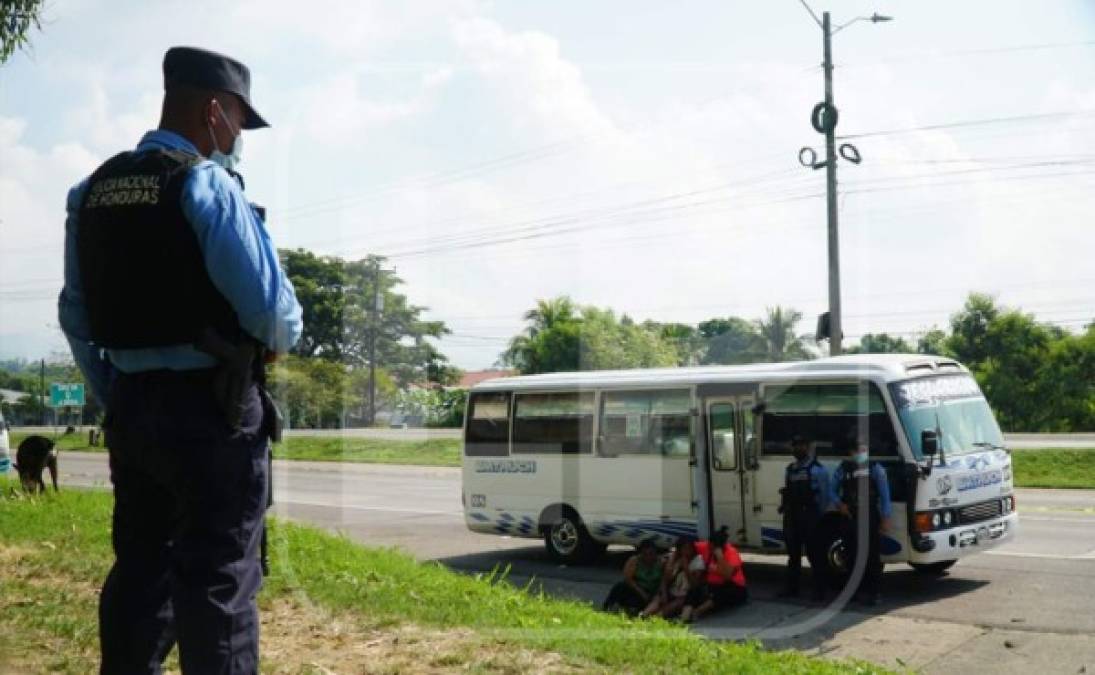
[853,451,869,465]
[208,104,243,171]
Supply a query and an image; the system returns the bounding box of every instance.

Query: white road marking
[983,549,1095,560]
[1019,515,1095,524]
[278,498,463,517]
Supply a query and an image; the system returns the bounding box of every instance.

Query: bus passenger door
[706,398,753,546]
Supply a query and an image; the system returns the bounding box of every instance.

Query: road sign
[50,383,85,408]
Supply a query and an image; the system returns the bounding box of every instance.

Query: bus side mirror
[921,429,939,457]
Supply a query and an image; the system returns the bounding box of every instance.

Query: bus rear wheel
[910,560,957,575]
[542,509,603,564]
[815,516,852,590]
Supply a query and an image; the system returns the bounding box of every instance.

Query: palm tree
[754,306,811,362]
[522,296,577,337]
[503,296,580,373]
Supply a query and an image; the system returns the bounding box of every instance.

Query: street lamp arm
[832,13,894,35]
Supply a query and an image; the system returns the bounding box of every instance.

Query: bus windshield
[889,374,1005,459]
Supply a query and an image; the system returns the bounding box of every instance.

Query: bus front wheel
[542,508,603,564]
[909,560,957,575]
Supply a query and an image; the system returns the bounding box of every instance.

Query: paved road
[14,427,1095,448]
[52,453,1095,672]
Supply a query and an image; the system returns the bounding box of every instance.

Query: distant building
[455,369,517,390]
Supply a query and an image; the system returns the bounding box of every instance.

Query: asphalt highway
[52,452,1095,672]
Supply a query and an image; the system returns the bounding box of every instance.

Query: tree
[754,306,812,362]
[975,309,1055,431]
[280,249,348,361]
[916,329,950,356]
[503,297,582,374]
[1038,325,1095,431]
[502,298,677,374]
[847,333,914,354]
[946,293,1000,370]
[1,1,44,65]
[577,307,678,371]
[644,321,702,366]
[698,317,762,365]
[280,249,453,386]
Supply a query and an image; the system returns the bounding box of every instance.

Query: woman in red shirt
[681,526,748,622]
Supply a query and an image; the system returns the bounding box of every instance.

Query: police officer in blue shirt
[59,46,302,674]
[832,442,893,606]
[779,434,834,602]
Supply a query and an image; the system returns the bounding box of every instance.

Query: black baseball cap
[163,46,269,129]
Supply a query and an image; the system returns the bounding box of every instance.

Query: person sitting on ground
[641,536,700,619]
[680,526,748,622]
[602,539,665,616]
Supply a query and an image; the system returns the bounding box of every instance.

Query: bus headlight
[942,510,954,526]
[931,512,941,529]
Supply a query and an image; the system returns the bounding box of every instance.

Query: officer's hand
[880,517,892,534]
[264,351,279,365]
[838,503,850,517]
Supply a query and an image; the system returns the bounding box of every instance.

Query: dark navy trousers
[100,369,268,675]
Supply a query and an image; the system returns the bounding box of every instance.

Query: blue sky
[1,0,1094,368]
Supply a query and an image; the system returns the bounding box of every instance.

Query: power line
[837,109,1095,140]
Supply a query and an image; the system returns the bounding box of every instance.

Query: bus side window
[512,391,595,454]
[465,392,511,457]
[761,383,898,458]
[600,389,691,457]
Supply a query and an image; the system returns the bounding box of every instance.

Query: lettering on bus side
[957,470,1002,492]
[474,459,538,474]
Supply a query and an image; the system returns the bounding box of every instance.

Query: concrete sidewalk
[507,571,1095,673]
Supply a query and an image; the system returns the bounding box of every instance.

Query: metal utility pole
[368,261,384,426]
[39,358,45,425]
[797,4,891,356]
[821,12,842,356]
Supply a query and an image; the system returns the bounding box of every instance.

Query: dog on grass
[14,435,58,493]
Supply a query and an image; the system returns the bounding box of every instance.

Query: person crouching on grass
[642,536,701,619]
[602,539,665,616]
[680,526,748,623]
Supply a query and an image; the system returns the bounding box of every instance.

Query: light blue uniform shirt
[59,130,303,403]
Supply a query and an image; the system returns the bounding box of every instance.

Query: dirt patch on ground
[259,593,585,674]
[0,544,585,674]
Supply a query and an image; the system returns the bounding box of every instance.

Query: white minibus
[462,354,1017,581]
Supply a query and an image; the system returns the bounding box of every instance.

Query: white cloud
[0,115,99,357]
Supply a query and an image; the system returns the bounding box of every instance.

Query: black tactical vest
[785,458,821,516]
[77,149,239,348]
[839,459,881,516]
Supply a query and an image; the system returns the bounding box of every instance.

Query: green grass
[12,430,1095,489]
[9,431,463,467]
[9,431,99,453]
[1011,449,1095,489]
[272,436,461,466]
[0,479,876,674]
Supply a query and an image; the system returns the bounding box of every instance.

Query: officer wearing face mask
[832,442,893,606]
[778,435,834,602]
[59,46,302,674]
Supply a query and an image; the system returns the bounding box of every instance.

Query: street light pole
[798,6,891,356]
[822,11,843,356]
[368,261,381,426]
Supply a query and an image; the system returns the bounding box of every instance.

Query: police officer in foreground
[779,434,834,602]
[59,46,302,673]
[832,442,893,606]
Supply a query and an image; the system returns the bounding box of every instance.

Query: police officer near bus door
[832,442,893,606]
[778,434,834,602]
[59,47,302,673]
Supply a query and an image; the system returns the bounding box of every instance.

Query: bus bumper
[908,512,1019,564]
